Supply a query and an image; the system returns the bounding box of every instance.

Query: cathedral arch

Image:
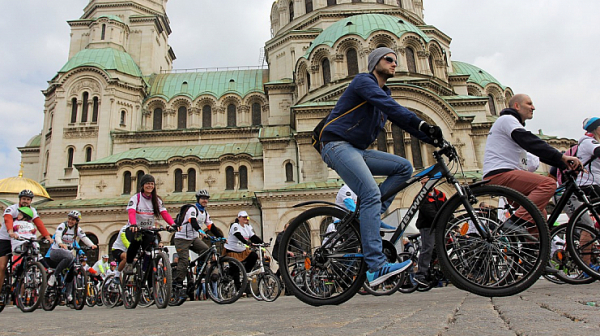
[368,33,398,52]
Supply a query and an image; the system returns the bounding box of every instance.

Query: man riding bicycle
[318,47,443,286]
[0,190,53,303]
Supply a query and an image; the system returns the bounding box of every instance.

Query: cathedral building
[7,0,572,263]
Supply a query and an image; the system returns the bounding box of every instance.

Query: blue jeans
[322,141,413,272]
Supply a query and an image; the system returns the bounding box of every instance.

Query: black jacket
[416,189,446,229]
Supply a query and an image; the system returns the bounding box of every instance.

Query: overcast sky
[1,0,599,180]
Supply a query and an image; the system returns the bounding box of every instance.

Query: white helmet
[195,189,210,200]
[68,210,81,221]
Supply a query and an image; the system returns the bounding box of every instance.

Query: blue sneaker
[379,222,397,230]
[366,260,412,286]
[582,263,600,279]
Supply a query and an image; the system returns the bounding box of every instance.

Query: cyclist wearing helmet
[1,190,53,303]
[91,254,110,278]
[106,261,117,277]
[47,210,97,287]
[173,189,223,291]
[123,174,175,275]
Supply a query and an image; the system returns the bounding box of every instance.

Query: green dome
[451,61,505,89]
[304,14,430,58]
[59,48,142,78]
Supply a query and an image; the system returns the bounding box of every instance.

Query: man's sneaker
[583,263,600,279]
[366,260,412,287]
[501,219,537,241]
[123,263,134,275]
[414,274,430,287]
[47,274,56,287]
[379,222,397,230]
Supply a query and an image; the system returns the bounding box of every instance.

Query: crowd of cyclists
[1,48,599,312]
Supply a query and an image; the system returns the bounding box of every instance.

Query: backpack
[310,101,367,154]
[556,144,578,185]
[174,204,194,226]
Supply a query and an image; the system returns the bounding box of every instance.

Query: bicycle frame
[547,168,600,226]
[188,238,223,293]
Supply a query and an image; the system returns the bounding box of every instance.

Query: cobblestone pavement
[0,280,598,336]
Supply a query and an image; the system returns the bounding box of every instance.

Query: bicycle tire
[152,251,172,309]
[72,267,87,310]
[248,274,263,301]
[122,263,141,309]
[86,281,97,307]
[16,261,46,313]
[138,284,155,307]
[259,269,281,302]
[565,200,600,280]
[41,279,59,311]
[395,252,418,294]
[435,184,549,297]
[546,224,594,284]
[100,275,121,308]
[206,256,247,304]
[362,244,404,296]
[279,206,367,306]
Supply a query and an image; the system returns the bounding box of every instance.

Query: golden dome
[0,175,51,200]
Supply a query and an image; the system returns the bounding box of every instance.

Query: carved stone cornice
[63,126,99,139]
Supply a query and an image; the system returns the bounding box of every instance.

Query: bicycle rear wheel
[362,242,403,296]
[71,267,87,310]
[152,252,172,309]
[138,284,155,307]
[101,275,121,308]
[16,261,46,312]
[248,272,263,301]
[546,224,594,284]
[279,206,367,306]
[206,256,247,304]
[435,184,549,297]
[565,200,600,280]
[122,263,140,309]
[259,269,281,302]
[86,281,97,307]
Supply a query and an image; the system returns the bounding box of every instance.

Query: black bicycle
[42,246,90,311]
[169,236,247,306]
[121,228,172,309]
[0,237,47,313]
[279,140,549,306]
[100,273,122,308]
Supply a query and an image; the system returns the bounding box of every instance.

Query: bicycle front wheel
[152,251,172,309]
[435,184,549,297]
[547,224,594,284]
[16,261,47,313]
[86,281,97,307]
[122,263,141,309]
[72,267,88,310]
[101,275,121,308]
[259,269,281,302]
[566,200,600,281]
[279,206,367,306]
[206,256,247,304]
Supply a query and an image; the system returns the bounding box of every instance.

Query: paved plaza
[0,280,598,336]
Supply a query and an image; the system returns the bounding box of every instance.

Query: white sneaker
[48,274,56,287]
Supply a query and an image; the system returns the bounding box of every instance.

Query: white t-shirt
[111,225,129,252]
[1,204,39,240]
[224,223,255,252]
[576,135,600,186]
[174,205,212,240]
[51,221,93,250]
[335,185,357,208]
[483,115,528,177]
[126,193,166,229]
[11,219,37,251]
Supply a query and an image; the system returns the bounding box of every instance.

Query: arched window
[177,106,187,129]
[428,55,435,76]
[86,234,99,264]
[410,135,423,169]
[346,48,359,77]
[239,166,248,190]
[136,170,145,191]
[406,47,417,73]
[252,103,261,126]
[327,0,337,6]
[227,104,236,127]
[187,168,196,192]
[153,108,163,130]
[392,124,405,157]
[289,1,294,22]
[306,71,311,90]
[174,169,183,192]
[70,98,78,123]
[67,147,74,168]
[202,105,211,128]
[322,58,331,85]
[85,146,92,162]
[81,92,89,122]
[305,0,313,13]
[123,171,132,194]
[101,24,106,40]
[488,94,497,116]
[44,151,49,177]
[377,131,387,152]
[92,97,99,122]
[225,166,235,190]
[285,162,294,182]
[120,110,126,126]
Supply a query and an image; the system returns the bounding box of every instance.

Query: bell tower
[67,0,175,75]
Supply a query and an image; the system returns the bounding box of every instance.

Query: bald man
[483,94,580,229]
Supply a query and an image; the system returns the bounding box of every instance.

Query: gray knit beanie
[368,47,396,73]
